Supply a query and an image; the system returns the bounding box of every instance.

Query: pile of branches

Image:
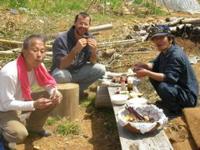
[126,17,200,44]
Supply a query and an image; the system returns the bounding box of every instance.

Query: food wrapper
[117,104,168,134]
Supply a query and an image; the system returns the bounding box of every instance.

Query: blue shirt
[152,44,199,99]
[51,26,92,71]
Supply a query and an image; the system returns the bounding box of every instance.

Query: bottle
[127,77,133,91]
[121,79,127,91]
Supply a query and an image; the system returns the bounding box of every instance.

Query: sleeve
[163,56,184,84]
[52,37,68,68]
[152,55,160,72]
[44,86,57,96]
[0,73,35,111]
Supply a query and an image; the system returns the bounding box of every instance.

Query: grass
[46,117,60,126]
[80,95,96,107]
[56,121,80,136]
[132,0,167,15]
[46,117,81,136]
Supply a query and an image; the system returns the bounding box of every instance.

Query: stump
[52,83,79,121]
[31,83,79,121]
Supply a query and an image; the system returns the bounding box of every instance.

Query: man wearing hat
[133,25,199,115]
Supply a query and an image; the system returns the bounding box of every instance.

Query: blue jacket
[152,44,199,100]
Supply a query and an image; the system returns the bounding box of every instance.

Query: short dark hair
[74,12,91,24]
[22,34,47,50]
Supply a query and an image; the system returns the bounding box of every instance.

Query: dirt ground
[1,10,200,150]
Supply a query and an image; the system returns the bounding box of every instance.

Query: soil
[0,9,200,150]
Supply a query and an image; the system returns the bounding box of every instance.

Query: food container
[117,104,168,134]
[111,94,129,105]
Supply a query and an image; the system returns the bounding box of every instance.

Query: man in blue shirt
[134,25,199,115]
[51,12,106,97]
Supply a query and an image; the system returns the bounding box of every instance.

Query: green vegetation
[0,0,88,13]
[0,0,166,16]
[46,117,60,126]
[132,0,167,15]
[56,121,80,136]
[80,95,95,107]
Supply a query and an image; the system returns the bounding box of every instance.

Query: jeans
[150,78,196,112]
[51,63,106,93]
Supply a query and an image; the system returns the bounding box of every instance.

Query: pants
[150,79,197,112]
[0,105,55,143]
[51,63,106,93]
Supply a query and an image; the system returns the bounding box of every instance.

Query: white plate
[111,94,129,105]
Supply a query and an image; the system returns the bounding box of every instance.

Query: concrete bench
[107,87,173,150]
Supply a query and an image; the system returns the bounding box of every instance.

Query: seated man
[0,35,62,149]
[51,12,106,97]
[133,25,199,115]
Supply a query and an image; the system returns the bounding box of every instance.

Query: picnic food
[118,104,168,134]
[124,105,155,123]
[111,74,128,84]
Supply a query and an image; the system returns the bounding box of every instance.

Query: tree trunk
[53,83,79,121]
[31,83,79,121]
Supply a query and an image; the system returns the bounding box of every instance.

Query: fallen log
[98,39,139,48]
[123,51,151,55]
[0,39,52,50]
[0,24,112,48]
[89,23,112,32]
[0,38,141,52]
[181,18,200,24]
[0,49,53,56]
[0,39,23,48]
[165,17,184,26]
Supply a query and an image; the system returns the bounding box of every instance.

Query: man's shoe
[37,130,51,137]
[28,130,51,137]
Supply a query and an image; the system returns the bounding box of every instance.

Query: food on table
[124,105,155,123]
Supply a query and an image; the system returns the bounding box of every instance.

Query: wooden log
[181,18,200,24]
[0,39,52,49]
[52,83,79,121]
[124,51,151,55]
[164,17,183,26]
[98,39,139,48]
[0,39,22,46]
[0,48,52,56]
[31,83,79,121]
[89,23,113,32]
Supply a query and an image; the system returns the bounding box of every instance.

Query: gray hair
[22,34,47,50]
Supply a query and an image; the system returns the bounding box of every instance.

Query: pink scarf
[17,54,56,100]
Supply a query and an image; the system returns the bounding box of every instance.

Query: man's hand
[87,38,97,51]
[73,38,88,54]
[33,98,53,109]
[135,68,150,78]
[133,62,152,72]
[87,38,97,63]
[50,90,63,105]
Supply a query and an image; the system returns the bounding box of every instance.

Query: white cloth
[0,60,56,112]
